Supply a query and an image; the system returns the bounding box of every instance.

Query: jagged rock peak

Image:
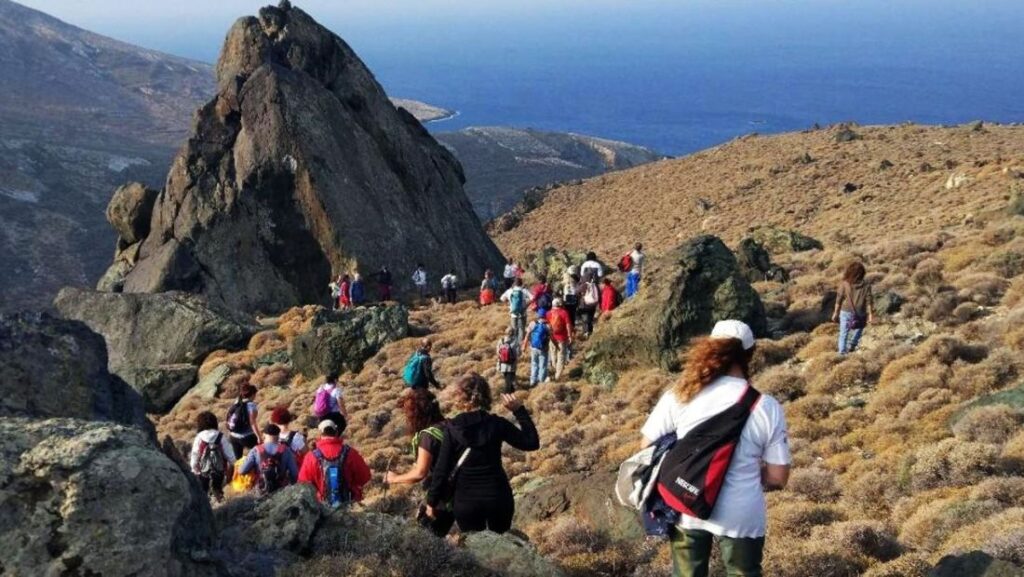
[104,3,503,313]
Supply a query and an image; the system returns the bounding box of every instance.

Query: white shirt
[503,264,517,279]
[581,259,603,279]
[412,269,427,286]
[190,429,237,471]
[312,383,345,414]
[499,287,534,317]
[441,274,458,289]
[630,250,645,274]
[641,376,791,538]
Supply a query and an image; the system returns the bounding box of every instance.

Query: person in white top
[640,320,791,577]
[271,406,306,454]
[502,258,517,290]
[499,278,534,352]
[412,264,428,299]
[190,410,237,502]
[625,242,645,299]
[311,372,348,418]
[441,270,459,304]
[580,252,603,282]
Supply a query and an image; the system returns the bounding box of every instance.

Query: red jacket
[548,307,572,342]
[297,437,371,503]
[530,283,550,309]
[600,284,619,313]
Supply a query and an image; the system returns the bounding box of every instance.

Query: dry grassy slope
[493,123,1024,260]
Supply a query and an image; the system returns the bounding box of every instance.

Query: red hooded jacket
[600,283,620,313]
[297,436,371,503]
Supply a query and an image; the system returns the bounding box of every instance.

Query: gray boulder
[0,312,145,427]
[0,418,218,577]
[748,225,824,254]
[874,290,906,315]
[928,551,1024,577]
[525,246,607,284]
[291,304,409,378]
[514,472,643,542]
[464,531,566,577]
[107,182,159,245]
[54,288,256,412]
[585,235,767,382]
[736,238,789,283]
[107,3,503,313]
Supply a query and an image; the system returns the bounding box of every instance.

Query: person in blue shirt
[350,273,366,305]
[239,424,300,494]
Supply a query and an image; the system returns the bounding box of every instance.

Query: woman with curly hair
[831,261,875,354]
[640,321,791,577]
[425,373,540,534]
[385,389,454,536]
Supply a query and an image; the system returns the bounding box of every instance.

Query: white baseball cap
[317,419,337,432]
[710,320,756,351]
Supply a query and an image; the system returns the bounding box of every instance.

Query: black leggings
[502,372,516,394]
[579,307,596,335]
[453,493,515,534]
[230,433,257,459]
[199,472,226,500]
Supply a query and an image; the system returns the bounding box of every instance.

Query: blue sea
[39,0,1024,157]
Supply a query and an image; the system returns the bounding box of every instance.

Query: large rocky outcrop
[584,235,766,384]
[54,288,257,412]
[103,2,503,313]
[0,312,146,426]
[290,304,409,378]
[0,418,219,577]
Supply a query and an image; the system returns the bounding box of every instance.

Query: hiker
[531,274,553,311]
[375,266,393,301]
[581,251,604,281]
[831,261,875,354]
[560,271,581,333]
[385,390,455,537]
[479,270,499,306]
[298,414,372,507]
[496,327,519,393]
[412,264,428,299]
[639,320,791,577]
[403,338,442,389]
[548,298,573,380]
[311,372,348,418]
[522,309,551,387]
[499,278,533,351]
[441,269,459,304]
[337,274,352,309]
[502,258,517,290]
[226,384,260,458]
[329,276,342,310]
[190,411,236,502]
[350,273,366,306]
[424,373,539,534]
[599,277,621,314]
[271,407,306,457]
[238,424,300,496]
[624,242,645,299]
[577,274,600,337]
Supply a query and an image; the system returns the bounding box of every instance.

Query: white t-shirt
[581,260,603,279]
[441,274,458,289]
[190,429,237,471]
[412,269,427,286]
[503,264,517,279]
[312,383,345,414]
[630,250,645,274]
[641,376,791,538]
[499,287,533,318]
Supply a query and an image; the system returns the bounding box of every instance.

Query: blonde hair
[450,372,493,412]
[673,337,753,402]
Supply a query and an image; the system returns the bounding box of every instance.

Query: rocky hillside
[436,126,665,219]
[492,123,1024,259]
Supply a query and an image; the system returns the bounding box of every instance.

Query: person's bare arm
[640,435,655,451]
[831,284,843,322]
[762,463,791,491]
[385,448,432,485]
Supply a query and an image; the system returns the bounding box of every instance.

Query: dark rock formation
[0,418,219,577]
[291,304,409,378]
[748,225,824,254]
[928,551,1024,577]
[514,472,643,541]
[736,238,789,283]
[0,312,146,426]
[54,288,257,411]
[104,3,503,313]
[584,235,766,384]
[107,182,159,245]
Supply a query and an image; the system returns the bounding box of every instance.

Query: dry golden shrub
[899,496,1005,552]
[198,349,230,378]
[1003,277,1024,308]
[869,362,948,416]
[861,554,931,577]
[248,329,285,352]
[909,438,1002,492]
[764,539,867,577]
[947,350,1020,398]
[766,500,845,539]
[787,467,841,502]
[221,370,255,399]
[251,363,292,390]
[843,469,900,519]
[952,404,1024,444]
[954,272,1010,305]
[898,387,957,421]
[752,332,811,371]
[934,507,1024,563]
[1002,431,1024,472]
[810,520,902,562]
[940,242,989,274]
[755,365,806,402]
[796,333,839,361]
[969,477,1024,507]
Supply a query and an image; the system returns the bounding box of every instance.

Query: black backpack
[655,386,761,520]
[226,399,250,434]
[257,445,288,495]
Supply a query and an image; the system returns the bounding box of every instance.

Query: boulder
[585,235,767,380]
[0,312,145,427]
[748,226,823,254]
[514,472,643,541]
[107,3,503,313]
[463,531,566,577]
[107,182,159,245]
[121,364,199,413]
[291,304,409,378]
[735,238,789,283]
[874,290,906,315]
[54,288,256,402]
[526,246,607,284]
[0,418,218,577]
[928,551,1024,577]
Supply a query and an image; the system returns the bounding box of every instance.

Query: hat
[318,419,338,433]
[552,297,564,308]
[710,320,755,351]
[537,308,548,318]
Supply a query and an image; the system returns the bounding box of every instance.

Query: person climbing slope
[403,339,442,389]
[495,327,519,393]
[337,274,352,309]
[531,274,553,311]
[522,309,551,387]
[831,261,875,354]
[375,265,393,302]
[577,274,600,337]
[226,384,261,458]
[298,414,372,507]
[441,269,459,304]
[271,407,306,458]
[500,278,533,351]
[581,251,604,282]
[599,277,621,315]
[561,270,580,332]
[639,320,791,577]
[425,374,539,534]
[238,424,299,496]
[350,272,366,306]
[624,242,645,299]
[503,258,517,290]
[385,389,455,536]
[412,264,429,300]
[190,411,236,502]
[548,298,573,381]
[311,372,348,419]
[480,269,498,306]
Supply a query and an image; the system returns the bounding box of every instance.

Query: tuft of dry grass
[952,404,1024,444]
[909,438,1002,492]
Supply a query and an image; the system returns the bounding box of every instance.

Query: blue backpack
[509,288,527,315]
[529,321,550,350]
[314,445,352,508]
[403,352,428,387]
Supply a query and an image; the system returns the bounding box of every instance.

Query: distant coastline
[389,97,456,124]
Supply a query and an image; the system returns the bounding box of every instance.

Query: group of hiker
[182,245,892,577]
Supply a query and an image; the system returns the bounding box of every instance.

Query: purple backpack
[313,384,335,417]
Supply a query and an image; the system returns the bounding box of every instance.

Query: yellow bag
[230,457,257,492]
